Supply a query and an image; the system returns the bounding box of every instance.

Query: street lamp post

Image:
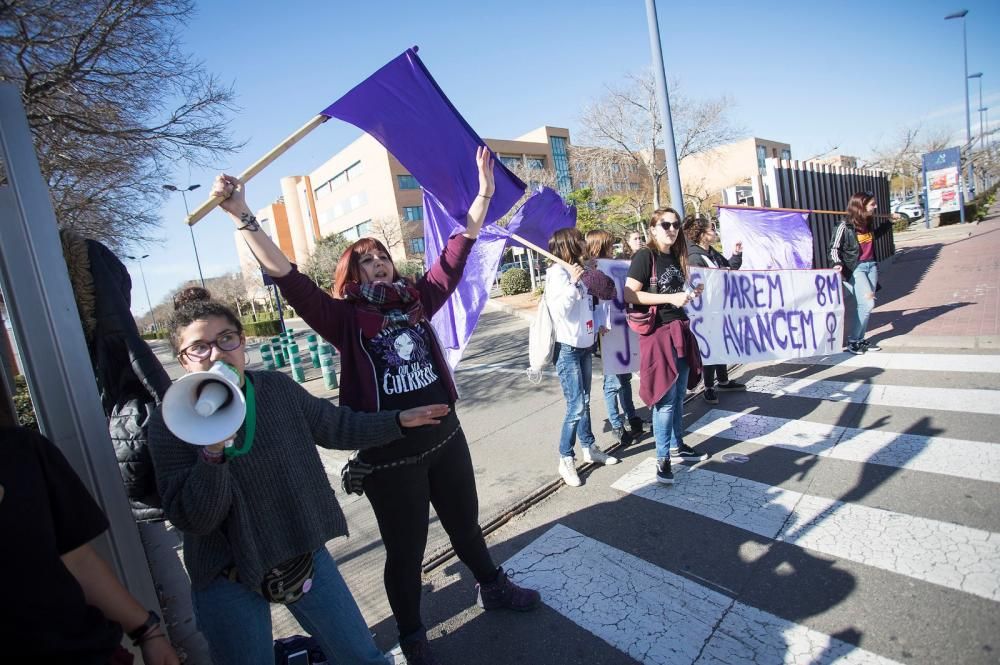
[644,0,685,213]
[969,72,984,190]
[945,9,974,206]
[163,183,205,287]
[125,254,157,331]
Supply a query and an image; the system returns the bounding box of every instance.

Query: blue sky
[133,0,1000,315]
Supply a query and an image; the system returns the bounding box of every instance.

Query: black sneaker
[861,339,882,352]
[670,443,709,462]
[715,380,746,391]
[847,341,866,355]
[400,633,440,665]
[612,426,632,446]
[628,416,644,437]
[656,457,674,485]
[704,387,719,404]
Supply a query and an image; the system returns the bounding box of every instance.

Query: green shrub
[500,267,531,295]
[244,319,283,337]
[140,331,170,340]
[13,375,37,430]
[892,215,910,233]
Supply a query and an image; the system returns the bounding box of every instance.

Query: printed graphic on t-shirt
[657,264,685,294]
[369,324,440,396]
[856,230,873,244]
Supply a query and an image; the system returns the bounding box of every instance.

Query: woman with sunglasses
[624,208,705,485]
[147,294,449,665]
[682,215,746,404]
[830,192,890,355]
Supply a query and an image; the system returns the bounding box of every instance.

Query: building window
[499,155,522,170]
[525,156,545,170]
[330,172,347,191]
[345,161,363,180]
[403,206,423,222]
[548,135,573,195]
[410,237,425,253]
[355,220,371,237]
[397,174,419,190]
[756,145,767,172]
[781,149,791,162]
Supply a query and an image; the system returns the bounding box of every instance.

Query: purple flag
[717,207,813,269]
[320,47,526,367]
[320,47,524,224]
[506,186,577,250]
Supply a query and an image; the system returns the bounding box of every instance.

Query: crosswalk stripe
[782,352,1000,374]
[686,409,1000,484]
[744,375,1000,415]
[502,524,904,665]
[611,460,1000,602]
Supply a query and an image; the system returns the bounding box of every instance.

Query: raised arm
[462,146,496,240]
[212,174,293,278]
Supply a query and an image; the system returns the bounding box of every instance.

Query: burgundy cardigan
[637,319,703,407]
[272,233,475,412]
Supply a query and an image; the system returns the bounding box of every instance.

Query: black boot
[612,426,631,447]
[400,631,440,665]
[628,416,644,438]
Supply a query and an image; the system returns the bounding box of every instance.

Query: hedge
[500,267,531,295]
[244,319,283,337]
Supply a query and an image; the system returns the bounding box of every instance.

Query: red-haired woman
[830,192,890,355]
[623,208,705,486]
[210,147,539,665]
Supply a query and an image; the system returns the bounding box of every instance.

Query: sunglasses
[658,220,682,231]
[178,330,244,362]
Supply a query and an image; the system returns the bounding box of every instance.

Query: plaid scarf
[343,280,425,339]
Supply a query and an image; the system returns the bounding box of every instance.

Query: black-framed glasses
[658,220,682,231]
[178,330,244,361]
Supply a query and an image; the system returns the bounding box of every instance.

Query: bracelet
[136,630,167,646]
[236,212,260,232]
[477,194,492,200]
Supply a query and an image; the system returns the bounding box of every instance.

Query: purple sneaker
[476,567,541,611]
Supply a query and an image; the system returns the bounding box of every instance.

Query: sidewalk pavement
[487,209,1000,350]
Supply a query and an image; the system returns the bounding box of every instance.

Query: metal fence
[763,158,895,268]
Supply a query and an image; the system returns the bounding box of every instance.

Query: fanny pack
[340,426,460,496]
[223,552,315,605]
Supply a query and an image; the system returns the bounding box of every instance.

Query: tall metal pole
[180,191,205,288]
[962,18,974,197]
[126,254,157,331]
[644,0,684,214]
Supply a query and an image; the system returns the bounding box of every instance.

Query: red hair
[332,237,400,298]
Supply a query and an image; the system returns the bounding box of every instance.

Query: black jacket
[688,244,743,270]
[829,218,891,276]
[84,241,172,521]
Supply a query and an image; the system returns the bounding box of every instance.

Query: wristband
[127,610,161,644]
[477,194,492,199]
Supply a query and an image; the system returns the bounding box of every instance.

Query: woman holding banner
[830,192,890,355]
[586,229,644,447]
[545,227,619,487]
[683,215,747,404]
[148,293,448,665]
[624,208,705,486]
[209,147,540,665]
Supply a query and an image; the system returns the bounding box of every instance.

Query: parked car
[892,202,924,221]
[496,260,543,278]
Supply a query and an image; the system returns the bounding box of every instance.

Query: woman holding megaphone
[148,295,448,665]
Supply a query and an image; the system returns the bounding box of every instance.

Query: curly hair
[167,300,242,355]
[172,286,212,310]
[682,215,712,246]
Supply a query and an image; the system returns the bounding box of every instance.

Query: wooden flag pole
[186,114,330,226]
[508,232,576,271]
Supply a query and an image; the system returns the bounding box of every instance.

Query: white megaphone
[162,361,246,446]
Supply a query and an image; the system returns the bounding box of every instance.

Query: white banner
[596,259,640,375]
[687,267,845,365]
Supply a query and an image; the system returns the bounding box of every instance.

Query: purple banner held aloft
[717,207,813,270]
[320,47,525,224]
[506,186,577,250]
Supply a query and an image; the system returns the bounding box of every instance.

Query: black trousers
[363,425,496,639]
[703,363,729,388]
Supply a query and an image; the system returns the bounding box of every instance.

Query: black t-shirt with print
[361,321,456,463]
[0,427,123,664]
[627,247,689,324]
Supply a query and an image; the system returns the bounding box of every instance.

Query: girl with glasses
[147,294,448,665]
[682,215,747,404]
[623,208,706,485]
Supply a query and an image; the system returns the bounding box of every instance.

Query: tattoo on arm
[237,212,260,232]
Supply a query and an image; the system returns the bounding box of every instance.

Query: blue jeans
[652,356,689,460]
[192,548,387,665]
[844,261,877,342]
[555,343,596,457]
[602,373,637,429]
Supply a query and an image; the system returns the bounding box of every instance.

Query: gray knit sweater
[147,370,403,591]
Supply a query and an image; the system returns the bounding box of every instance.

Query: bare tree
[0,0,242,249]
[579,70,741,210]
[865,126,952,199]
[301,232,351,291]
[370,215,404,252]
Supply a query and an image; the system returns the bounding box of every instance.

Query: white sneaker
[582,446,619,465]
[558,456,582,486]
